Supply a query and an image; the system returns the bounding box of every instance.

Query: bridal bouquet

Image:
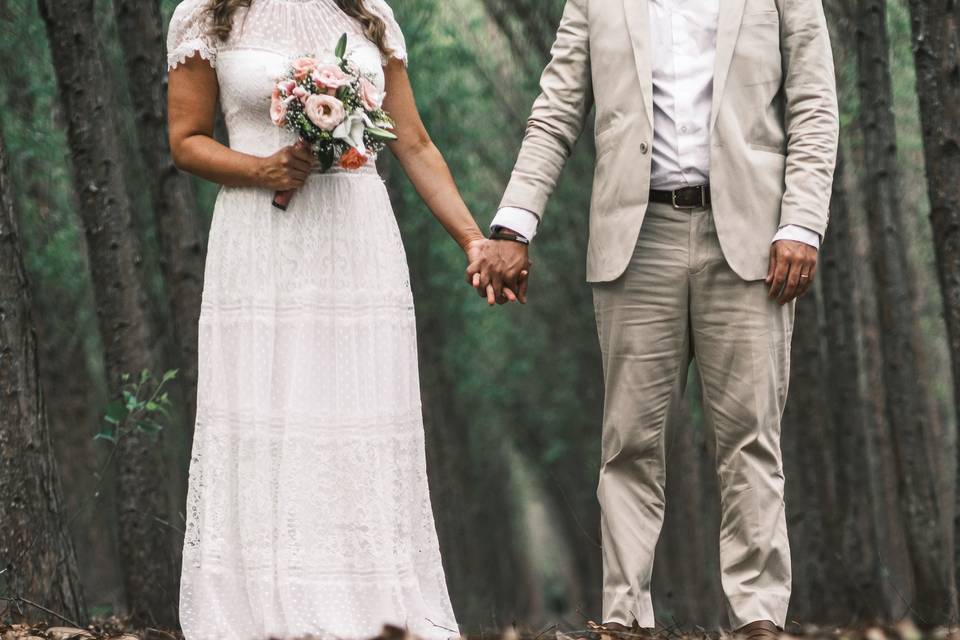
[270,33,397,210]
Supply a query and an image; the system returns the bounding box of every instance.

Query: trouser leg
[593,204,693,627]
[688,207,794,628]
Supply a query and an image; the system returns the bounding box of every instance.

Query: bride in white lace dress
[165,1,520,637]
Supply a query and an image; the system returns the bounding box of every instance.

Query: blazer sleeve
[777,0,840,237]
[499,0,593,222]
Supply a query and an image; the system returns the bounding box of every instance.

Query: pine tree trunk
[0,127,87,626]
[820,146,888,620]
[852,0,958,622]
[113,0,204,434]
[903,0,960,598]
[36,0,178,626]
[782,293,849,623]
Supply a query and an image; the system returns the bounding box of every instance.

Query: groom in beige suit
[470,0,839,634]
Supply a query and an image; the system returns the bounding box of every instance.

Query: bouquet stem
[272,189,295,211]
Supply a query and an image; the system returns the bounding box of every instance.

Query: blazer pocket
[749,142,786,156]
[741,10,779,26]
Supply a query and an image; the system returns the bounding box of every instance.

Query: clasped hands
[464,238,531,305]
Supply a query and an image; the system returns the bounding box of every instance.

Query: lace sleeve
[368,0,408,66]
[167,0,218,70]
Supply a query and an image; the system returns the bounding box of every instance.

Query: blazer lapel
[623,0,654,127]
[710,0,747,132]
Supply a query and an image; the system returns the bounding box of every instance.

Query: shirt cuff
[491,207,540,241]
[773,224,821,250]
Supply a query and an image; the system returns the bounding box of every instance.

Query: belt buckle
[671,186,706,210]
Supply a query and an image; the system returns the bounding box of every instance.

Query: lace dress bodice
[167,0,407,161]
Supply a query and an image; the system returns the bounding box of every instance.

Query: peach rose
[359,77,385,111]
[340,147,368,170]
[304,94,346,131]
[311,64,351,93]
[292,57,318,81]
[277,79,297,96]
[270,87,288,126]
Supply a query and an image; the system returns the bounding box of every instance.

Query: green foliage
[96,369,179,446]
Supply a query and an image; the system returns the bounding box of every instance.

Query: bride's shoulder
[365,0,408,66]
[167,0,218,70]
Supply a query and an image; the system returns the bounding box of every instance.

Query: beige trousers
[592,202,795,629]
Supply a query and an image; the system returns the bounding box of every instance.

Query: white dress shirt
[492,0,820,249]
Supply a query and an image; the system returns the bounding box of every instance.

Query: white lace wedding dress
[166,2,458,638]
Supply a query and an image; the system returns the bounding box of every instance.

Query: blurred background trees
[0,0,958,632]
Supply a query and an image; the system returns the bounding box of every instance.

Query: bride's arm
[168,54,313,189]
[383,59,525,303]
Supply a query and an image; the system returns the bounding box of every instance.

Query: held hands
[766,239,817,305]
[464,238,531,305]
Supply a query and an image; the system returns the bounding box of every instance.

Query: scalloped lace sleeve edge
[168,42,217,70]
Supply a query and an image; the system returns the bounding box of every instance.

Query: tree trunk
[113,0,205,434]
[0,127,87,626]
[820,146,888,621]
[782,293,848,623]
[852,0,958,623]
[36,0,178,625]
[903,0,960,597]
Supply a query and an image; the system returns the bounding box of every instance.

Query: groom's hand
[465,239,531,305]
[766,239,818,305]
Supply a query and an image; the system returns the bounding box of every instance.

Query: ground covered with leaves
[1,619,958,640]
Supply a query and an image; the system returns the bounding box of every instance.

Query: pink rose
[359,77,384,111]
[291,57,318,81]
[270,87,288,126]
[277,79,297,96]
[304,94,346,131]
[292,85,309,102]
[311,64,351,93]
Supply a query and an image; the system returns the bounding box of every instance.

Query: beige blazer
[499,0,840,282]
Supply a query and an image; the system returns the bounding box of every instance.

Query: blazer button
[639,142,649,154]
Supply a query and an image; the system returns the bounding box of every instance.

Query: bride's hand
[464,239,527,305]
[255,144,315,191]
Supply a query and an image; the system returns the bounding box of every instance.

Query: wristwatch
[489,226,530,245]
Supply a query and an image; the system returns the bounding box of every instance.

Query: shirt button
[639,142,649,154]
[681,126,688,133]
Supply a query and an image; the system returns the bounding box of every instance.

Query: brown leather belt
[650,184,711,209]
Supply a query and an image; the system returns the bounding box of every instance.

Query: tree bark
[113,0,205,434]
[0,127,87,625]
[853,0,958,623]
[782,293,848,623]
[820,146,888,621]
[36,0,178,626]
[903,0,960,597]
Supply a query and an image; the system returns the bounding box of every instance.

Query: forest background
[2,0,960,634]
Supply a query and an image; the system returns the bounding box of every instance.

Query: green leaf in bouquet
[367,126,398,141]
[317,145,336,172]
[335,33,348,60]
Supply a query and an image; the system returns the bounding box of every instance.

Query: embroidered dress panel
[166,2,457,638]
